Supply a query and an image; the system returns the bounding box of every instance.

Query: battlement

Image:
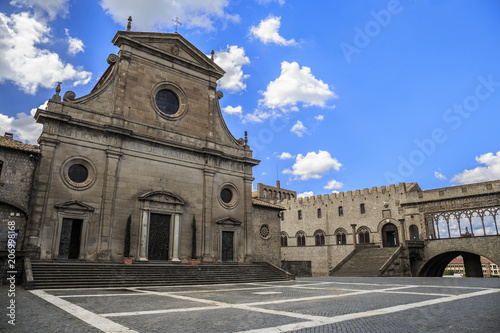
[281,182,421,206]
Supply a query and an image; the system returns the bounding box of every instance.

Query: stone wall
[252,204,281,267]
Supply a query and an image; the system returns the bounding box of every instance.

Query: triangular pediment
[138,191,185,205]
[54,201,95,211]
[112,31,225,79]
[216,217,242,226]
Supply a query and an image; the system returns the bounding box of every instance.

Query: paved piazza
[1,277,499,332]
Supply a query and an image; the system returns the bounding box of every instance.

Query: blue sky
[0,0,499,197]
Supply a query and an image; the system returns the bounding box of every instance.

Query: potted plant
[190,216,198,265]
[123,215,133,264]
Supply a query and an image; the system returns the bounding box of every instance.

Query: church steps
[30,261,288,289]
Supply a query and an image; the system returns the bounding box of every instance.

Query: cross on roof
[172,17,182,33]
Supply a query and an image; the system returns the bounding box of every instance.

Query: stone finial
[51,82,62,101]
[244,131,248,146]
[127,16,132,31]
[211,50,214,61]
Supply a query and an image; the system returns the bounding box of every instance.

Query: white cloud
[222,105,243,115]
[260,61,337,109]
[0,12,92,94]
[297,191,314,199]
[10,0,68,21]
[0,100,45,144]
[451,151,500,184]
[213,45,250,93]
[100,0,239,32]
[256,0,285,5]
[434,171,447,181]
[283,150,342,181]
[278,152,294,160]
[250,15,296,46]
[314,115,324,121]
[290,120,306,137]
[65,29,84,56]
[324,179,343,190]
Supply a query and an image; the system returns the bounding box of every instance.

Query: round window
[68,164,88,183]
[221,188,233,204]
[155,89,179,115]
[260,224,271,240]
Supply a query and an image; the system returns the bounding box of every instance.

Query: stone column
[462,253,483,277]
[244,176,254,263]
[351,224,357,248]
[171,214,181,262]
[201,169,215,262]
[138,210,149,261]
[398,219,406,247]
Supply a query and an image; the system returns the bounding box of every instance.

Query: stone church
[1,28,282,265]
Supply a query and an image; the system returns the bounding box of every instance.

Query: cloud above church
[283,150,342,181]
[0,11,92,94]
[250,15,296,46]
[260,61,337,109]
[10,0,69,21]
[214,45,250,93]
[100,0,239,32]
[451,151,500,184]
[0,101,45,144]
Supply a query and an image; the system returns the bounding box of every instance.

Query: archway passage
[418,251,485,277]
[382,223,399,247]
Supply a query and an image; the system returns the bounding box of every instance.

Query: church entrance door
[58,218,83,259]
[221,231,234,262]
[382,223,399,247]
[148,213,171,260]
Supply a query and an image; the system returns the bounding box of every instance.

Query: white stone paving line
[30,290,138,333]
[235,288,500,333]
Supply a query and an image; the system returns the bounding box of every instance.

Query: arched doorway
[382,223,399,247]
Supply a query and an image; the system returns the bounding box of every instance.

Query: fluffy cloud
[222,105,243,115]
[260,61,337,109]
[297,191,314,199]
[451,151,500,184]
[290,120,306,137]
[10,0,68,20]
[278,152,294,160]
[0,12,92,94]
[100,0,239,32]
[434,171,446,181]
[0,100,45,144]
[256,0,286,5]
[213,45,250,93]
[250,15,296,46]
[283,150,342,181]
[324,179,343,190]
[65,29,84,56]
[314,115,324,121]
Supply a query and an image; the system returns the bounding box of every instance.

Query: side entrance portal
[382,223,399,247]
[222,231,234,262]
[58,218,83,259]
[148,213,171,260]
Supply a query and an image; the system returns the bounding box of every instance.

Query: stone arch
[296,230,306,247]
[357,226,371,244]
[313,229,325,246]
[334,227,347,245]
[280,231,288,247]
[409,224,419,240]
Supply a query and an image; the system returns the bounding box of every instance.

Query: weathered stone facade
[251,198,283,267]
[23,30,261,264]
[0,133,40,251]
[278,180,500,276]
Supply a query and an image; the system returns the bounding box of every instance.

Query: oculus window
[155,89,179,115]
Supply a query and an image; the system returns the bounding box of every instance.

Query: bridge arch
[413,236,500,277]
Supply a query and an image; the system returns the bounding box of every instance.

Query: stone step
[30,261,289,289]
[331,246,397,277]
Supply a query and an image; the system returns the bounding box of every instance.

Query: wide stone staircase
[330,245,398,277]
[28,261,292,289]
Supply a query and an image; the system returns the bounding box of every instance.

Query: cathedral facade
[20,29,270,264]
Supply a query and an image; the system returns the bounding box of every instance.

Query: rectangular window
[360,203,365,214]
[317,208,322,218]
[281,212,284,221]
[338,206,343,216]
[298,210,302,220]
